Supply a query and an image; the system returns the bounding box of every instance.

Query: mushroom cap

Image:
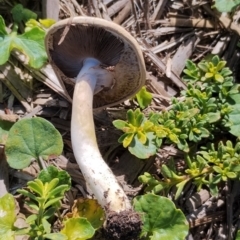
[45,17,146,109]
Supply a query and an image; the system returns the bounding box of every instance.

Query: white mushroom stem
[71,58,132,213]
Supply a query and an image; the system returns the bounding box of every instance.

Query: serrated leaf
[0,27,47,69]
[38,166,71,191]
[0,194,16,240]
[5,117,63,169]
[11,4,37,24]
[69,198,105,230]
[61,218,95,240]
[133,194,189,240]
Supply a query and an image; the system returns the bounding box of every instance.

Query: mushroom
[45,17,146,239]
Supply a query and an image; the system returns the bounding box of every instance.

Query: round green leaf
[133,193,189,240]
[61,218,95,240]
[0,194,16,240]
[128,133,157,159]
[5,117,63,169]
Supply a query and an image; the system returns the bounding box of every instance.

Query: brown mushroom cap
[45,17,146,109]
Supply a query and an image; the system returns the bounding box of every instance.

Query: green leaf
[0,16,7,35]
[227,93,240,137]
[214,73,224,83]
[123,133,134,148]
[207,112,221,123]
[38,166,71,191]
[70,198,105,230]
[61,218,95,240]
[0,27,47,69]
[112,120,128,130]
[11,4,37,24]
[128,133,157,159]
[133,194,189,240]
[43,233,68,240]
[5,117,63,169]
[214,0,240,12]
[39,19,56,28]
[235,230,240,240]
[0,194,16,240]
[0,120,13,144]
[135,86,153,109]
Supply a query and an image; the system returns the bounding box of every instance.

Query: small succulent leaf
[128,133,157,159]
[38,166,71,190]
[27,180,43,196]
[133,194,189,240]
[123,133,134,148]
[69,198,105,230]
[61,218,95,240]
[221,68,232,77]
[44,178,59,194]
[44,197,64,209]
[205,72,214,79]
[211,55,219,65]
[137,131,147,144]
[42,218,51,234]
[213,166,222,174]
[43,233,68,240]
[207,112,221,123]
[0,16,7,35]
[226,172,237,179]
[0,194,16,239]
[127,109,135,125]
[48,185,69,199]
[5,117,63,169]
[216,61,226,71]
[26,214,38,224]
[175,180,189,200]
[135,113,145,127]
[17,189,37,201]
[118,133,129,143]
[198,62,209,72]
[135,86,153,109]
[214,73,224,83]
[43,207,56,220]
[0,120,13,144]
[112,120,128,130]
[185,60,196,71]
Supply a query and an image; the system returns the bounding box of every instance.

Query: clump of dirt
[103,210,142,240]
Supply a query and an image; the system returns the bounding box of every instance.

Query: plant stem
[71,58,132,213]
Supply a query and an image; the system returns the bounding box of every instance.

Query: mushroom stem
[71,58,132,213]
